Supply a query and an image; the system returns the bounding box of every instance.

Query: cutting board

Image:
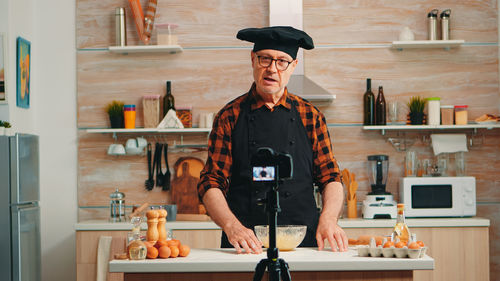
[171,157,205,214]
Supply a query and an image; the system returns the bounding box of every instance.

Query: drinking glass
[405,150,418,177]
[437,153,449,177]
[455,152,466,176]
[388,101,398,124]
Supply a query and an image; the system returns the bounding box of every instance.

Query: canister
[115,7,127,46]
[124,104,136,129]
[427,97,441,125]
[110,188,126,222]
[440,105,454,125]
[454,105,468,125]
[427,9,439,40]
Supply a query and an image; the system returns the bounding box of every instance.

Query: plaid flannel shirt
[198,84,341,199]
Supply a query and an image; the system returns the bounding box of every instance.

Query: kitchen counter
[109,248,434,272]
[109,248,433,281]
[76,217,489,231]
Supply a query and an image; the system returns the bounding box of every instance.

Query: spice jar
[427,97,441,125]
[124,104,136,129]
[454,105,468,125]
[440,105,454,125]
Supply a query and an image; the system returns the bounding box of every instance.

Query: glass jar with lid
[440,105,454,125]
[426,97,441,125]
[454,105,468,125]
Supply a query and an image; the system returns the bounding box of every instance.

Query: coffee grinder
[362,155,397,219]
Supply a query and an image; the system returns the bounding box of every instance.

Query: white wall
[1,0,78,280]
[34,0,77,280]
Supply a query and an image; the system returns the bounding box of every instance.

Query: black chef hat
[237,26,314,60]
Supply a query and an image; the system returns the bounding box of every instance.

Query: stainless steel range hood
[270,0,335,104]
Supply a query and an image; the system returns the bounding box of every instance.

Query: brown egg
[158,246,171,258]
[395,241,406,248]
[383,241,395,248]
[417,240,425,247]
[408,242,421,249]
[147,246,158,259]
[169,246,180,258]
[155,240,168,248]
[167,239,181,247]
[179,245,190,257]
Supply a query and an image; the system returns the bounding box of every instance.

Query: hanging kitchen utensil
[145,143,154,190]
[155,142,164,187]
[162,143,171,191]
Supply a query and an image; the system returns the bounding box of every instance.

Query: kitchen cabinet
[76,228,221,281]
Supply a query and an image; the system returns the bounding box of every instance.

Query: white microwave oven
[399,177,476,217]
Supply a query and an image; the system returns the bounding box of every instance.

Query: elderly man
[198,26,347,254]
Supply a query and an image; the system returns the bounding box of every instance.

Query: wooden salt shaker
[146,209,159,243]
[157,208,168,241]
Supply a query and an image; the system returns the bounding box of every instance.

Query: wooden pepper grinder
[146,209,159,243]
[157,208,168,241]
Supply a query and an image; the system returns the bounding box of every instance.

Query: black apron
[221,92,319,248]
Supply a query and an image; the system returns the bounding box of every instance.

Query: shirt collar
[250,83,291,111]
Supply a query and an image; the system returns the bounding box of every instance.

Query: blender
[362,155,397,219]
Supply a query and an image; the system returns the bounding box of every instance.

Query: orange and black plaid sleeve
[291,94,342,192]
[197,94,246,199]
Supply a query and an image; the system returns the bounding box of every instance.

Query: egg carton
[356,245,427,259]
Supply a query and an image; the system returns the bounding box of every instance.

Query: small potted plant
[106,101,125,128]
[407,96,426,125]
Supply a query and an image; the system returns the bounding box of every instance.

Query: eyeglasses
[256,55,293,71]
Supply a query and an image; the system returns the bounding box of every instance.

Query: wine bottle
[363,78,375,125]
[163,81,175,117]
[375,86,386,125]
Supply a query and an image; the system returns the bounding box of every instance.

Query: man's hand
[316,182,348,252]
[223,221,263,254]
[316,215,348,252]
[202,188,262,254]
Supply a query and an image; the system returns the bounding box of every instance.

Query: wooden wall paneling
[76,0,269,48]
[77,50,254,128]
[304,0,498,44]
[171,229,222,248]
[78,131,209,207]
[305,46,499,124]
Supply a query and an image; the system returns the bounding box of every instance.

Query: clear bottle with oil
[393,203,411,244]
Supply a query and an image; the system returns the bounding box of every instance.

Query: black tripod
[253,170,291,281]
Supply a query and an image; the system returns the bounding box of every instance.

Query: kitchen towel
[430,134,468,155]
[96,236,113,281]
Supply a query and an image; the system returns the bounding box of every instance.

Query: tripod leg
[253,259,268,281]
[279,258,291,281]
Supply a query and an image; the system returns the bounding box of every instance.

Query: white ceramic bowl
[254,225,306,251]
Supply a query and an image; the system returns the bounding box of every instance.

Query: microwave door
[11,203,41,281]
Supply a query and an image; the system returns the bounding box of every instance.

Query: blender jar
[367,155,389,194]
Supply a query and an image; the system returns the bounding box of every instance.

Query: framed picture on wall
[16,37,30,109]
[0,33,6,104]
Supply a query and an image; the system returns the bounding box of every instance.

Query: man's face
[251,49,297,97]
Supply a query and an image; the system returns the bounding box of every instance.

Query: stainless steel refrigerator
[0,134,41,281]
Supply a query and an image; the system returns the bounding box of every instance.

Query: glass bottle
[375,86,386,125]
[363,78,375,125]
[127,217,146,260]
[393,203,411,244]
[163,81,175,117]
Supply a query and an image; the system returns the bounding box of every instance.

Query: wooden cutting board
[171,157,205,214]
